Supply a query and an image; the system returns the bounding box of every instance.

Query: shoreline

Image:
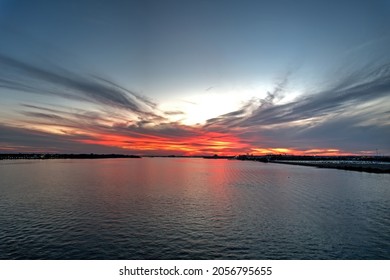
[0,153,141,160]
[2,153,390,173]
[270,160,390,173]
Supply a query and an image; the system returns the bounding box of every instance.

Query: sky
[0,0,389,156]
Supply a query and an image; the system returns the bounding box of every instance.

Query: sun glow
[77,129,250,155]
[159,85,271,125]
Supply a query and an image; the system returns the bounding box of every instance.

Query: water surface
[0,158,389,259]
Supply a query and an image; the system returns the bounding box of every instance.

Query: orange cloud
[77,130,250,155]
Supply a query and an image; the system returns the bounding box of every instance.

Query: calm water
[0,158,389,259]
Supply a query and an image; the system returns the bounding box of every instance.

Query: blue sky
[0,0,389,155]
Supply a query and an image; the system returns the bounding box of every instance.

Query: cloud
[20,111,65,121]
[6,101,246,155]
[204,62,390,153]
[1,49,389,155]
[0,53,157,116]
[163,110,185,116]
[207,62,390,127]
[0,49,246,155]
[0,123,124,153]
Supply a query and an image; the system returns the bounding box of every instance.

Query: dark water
[0,158,389,259]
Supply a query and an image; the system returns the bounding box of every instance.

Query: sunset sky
[1,0,389,156]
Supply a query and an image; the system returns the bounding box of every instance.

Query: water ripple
[0,158,389,259]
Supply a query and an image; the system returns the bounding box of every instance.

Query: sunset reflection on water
[0,158,389,259]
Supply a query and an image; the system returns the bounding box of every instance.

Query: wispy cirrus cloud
[207,63,390,129]
[0,53,156,116]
